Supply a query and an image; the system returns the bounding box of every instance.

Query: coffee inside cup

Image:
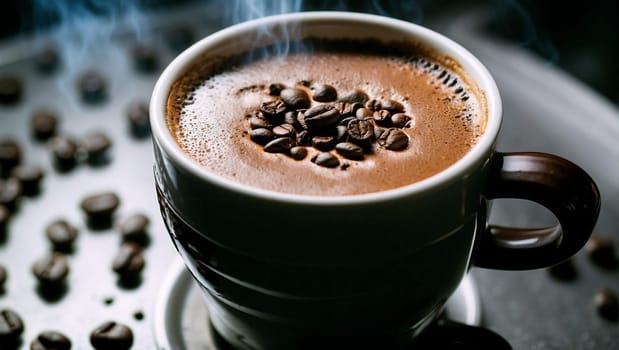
[166,38,486,196]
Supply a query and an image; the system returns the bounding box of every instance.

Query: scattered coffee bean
[119,213,150,245]
[300,104,340,131]
[30,330,71,350]
[0,77,23,105]
[11,164,44,196]
[32,253,69,286]
[31,111,59,141]
[311,83,337,102]
[164,26,195,53]
[90,321,133,350]
[131,43,158,73]
[391,113,411,128]
[0,178,22,212]
[80,192,120,229]
[263,137,294,154]
[249,128,274,145]
[0,140,22,178]
[0,264,7,288]
[335,142,364,160]
[45,219,79,252]
[312,136,335,151]
[280,88,310,110]
[355,107,373,119]
[366,99,382,111]
[35,45,60,74]
[289,146,307,160]
[382,99,405,113]
[112,243,145,278]
[81,132,112,165]
[377,128,409,150]
[260,100,287,120]
[586,236,618,269]
[0,309,24,344]
[249,112,273,129]
[78,71,107,103]
[373,109,391,126]
[547,258,577,281]
[311,152,340,168]
[49,136,78,171]
[126,101,150,138]
[268,83,286,96]
[272,123,296,138]
[347,118,374,143]
[339,89,369,104]
[594,288,618,322]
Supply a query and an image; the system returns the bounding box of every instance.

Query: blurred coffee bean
[0,77,22,105]
[0,308,24,344]
[335,142,364,160]
[90,321,133,350]
[366,99,382,111]
[11,165,44,196]
[373,109,391,126]
[45,219,79,252]
[391,113,411,128]
[0,178,22,212]
[263,137,294,154]
[30,330,71,350]
[112,243,145,278]
[0,140,22,178]
[78,71,107,104]
[249,112,272,130]
[311,83,338,102]
[594,288,618,322]
[131,43,158,73]
[126,101,150,138]
[272,123,296,138]
[32,253,69,286]
[268,83,285,96]
[119,213,150,246]
[81,132,112,165]
[280,88,310,110]
[586,236,618,269]
[382,99,405,113]
[339,89,369,104]
[312,136,335,151]
[289,146,307,160]
[80,192,120,229]
[49,136,78,172]
[311,152,340,168]
[300,104,340,131]
[260,100,287,120]
[31,111,59,141]
[249,128,274,146]
[547,258,577,281]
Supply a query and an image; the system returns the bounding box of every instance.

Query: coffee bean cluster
[245,81,412,168]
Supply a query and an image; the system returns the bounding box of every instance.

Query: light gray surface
[0,4,617,350]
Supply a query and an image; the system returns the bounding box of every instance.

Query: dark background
[1,0,617,104]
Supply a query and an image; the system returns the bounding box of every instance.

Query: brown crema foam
[167,38,486,196]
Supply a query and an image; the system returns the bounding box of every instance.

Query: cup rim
[150,11,502,205]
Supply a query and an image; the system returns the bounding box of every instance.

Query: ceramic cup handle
[474,152,601,270]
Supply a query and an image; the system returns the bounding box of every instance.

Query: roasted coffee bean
[355,107,373,119]
[31,111,59,141]
[263,137,294,154]
[81,132,112,165]
[280,88,310,110]
[272,123,296,138]
[0,178,22,212]
[90,321,133,350]
[126,101,150,138]
[119,213,150,245]
[268,83,286,96]
[373,110,391,126]
[594,288,619,322]
[0,264,7,288]
[377,128,409,150]
[0,140,21,178]
[347,118,374,143]
[0,77,22,105]
[312,136,335,151]
[339,89,369,104]
[334,125,348,143]
[339,116,357,127]
[112,243,145,277]
[45,219,79,252]
[31,330,72,350]
[49,136,78,171]
[260,99,287,120]
[249,128,274,145]
[299,104,340,131]
[391,113,411,128]
[311,152,340,168]
[289,146,308,160]
[296,130,312,146]
[80,192,120,229]
[547,258,577,281]
[366,99,381,111]
[586,236,618,269]
[78,71,107,103]
[131,43,158,73]
[35,45,60,74]
[164,26,195,53]
[11,165,44,196]
[283,111,299,127]
[335,142,364,160]
[311,83,337,102]
[382,99,405,113]
[32,253,69,285]
[0,309,24,343]
[249,112,273,129]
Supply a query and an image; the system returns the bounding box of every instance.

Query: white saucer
[153,259,481,350]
